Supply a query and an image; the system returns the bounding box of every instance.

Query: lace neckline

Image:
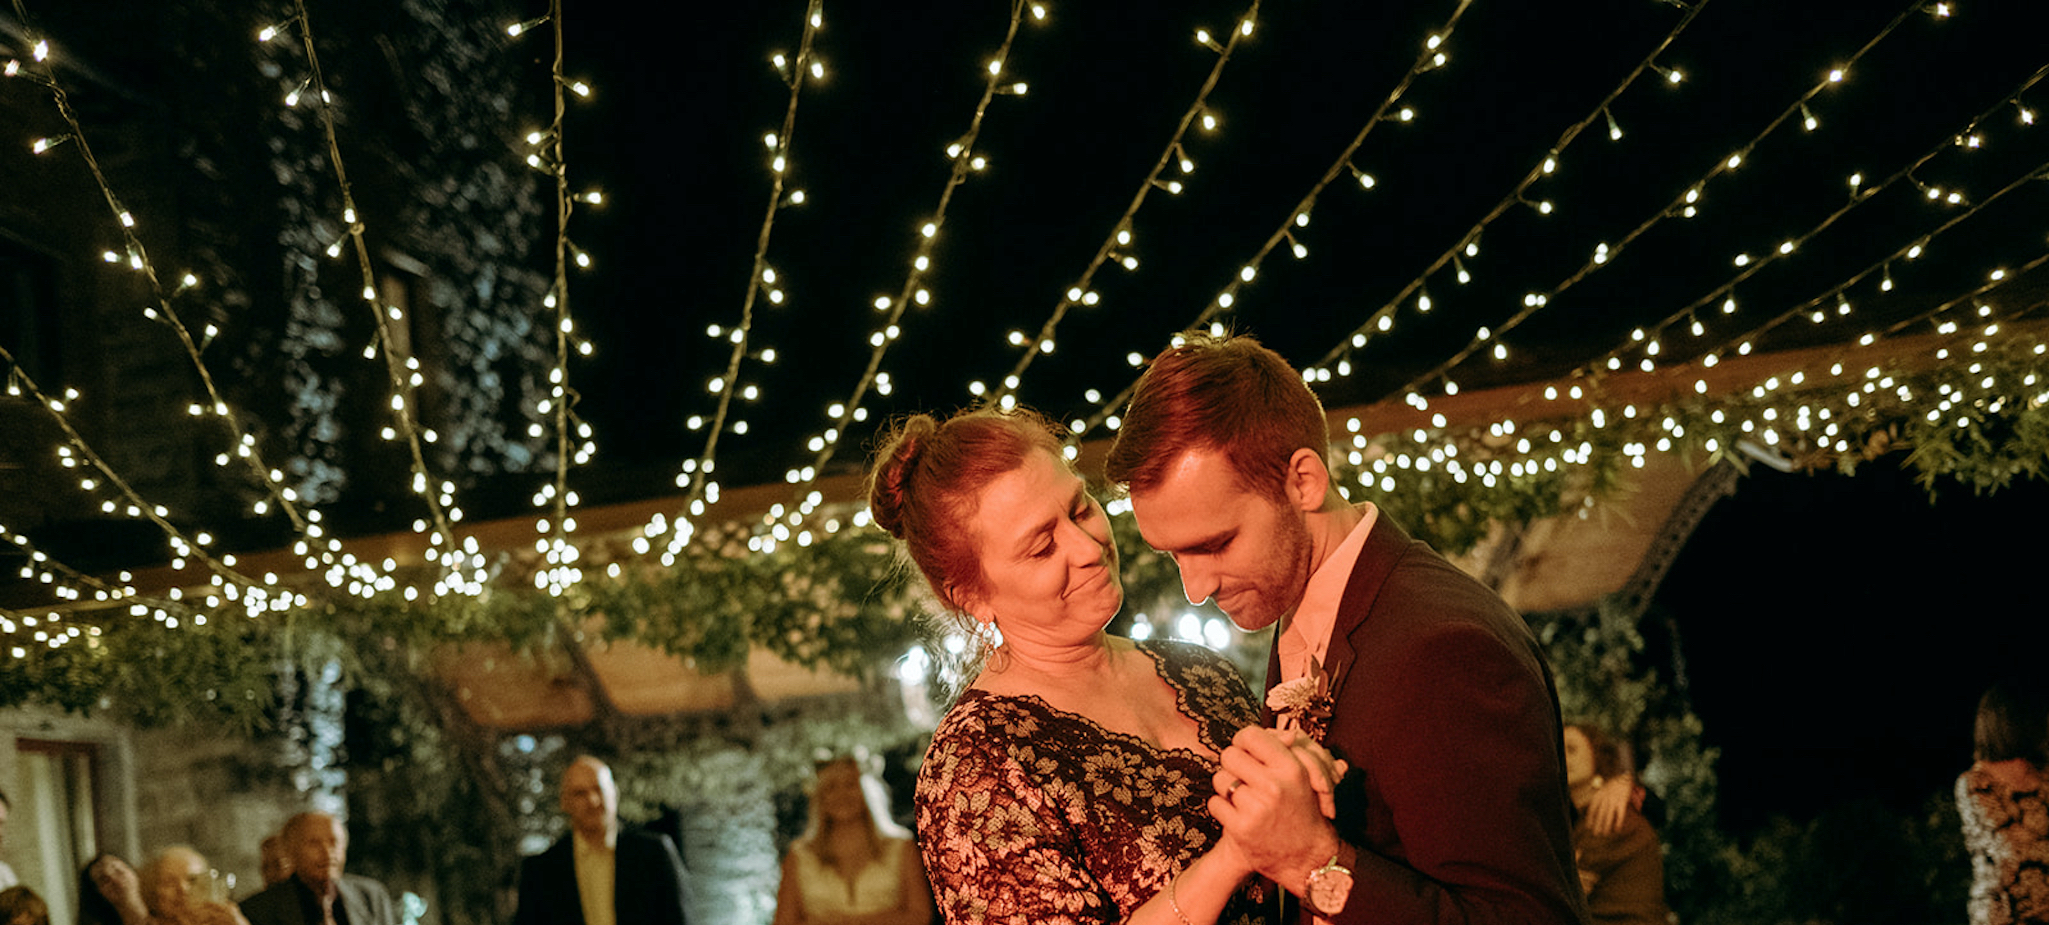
[958,639,1225,761]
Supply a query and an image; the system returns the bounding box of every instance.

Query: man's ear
[1283,447,1333,513]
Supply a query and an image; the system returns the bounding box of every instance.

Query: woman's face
[1562,726,1596,788]
[960,449,1122,647]
[90,855,142,904]
[814,761,868,825]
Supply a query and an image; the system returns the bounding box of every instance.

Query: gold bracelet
[1168,873,1197,925]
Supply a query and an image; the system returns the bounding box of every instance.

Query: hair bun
[867,414,939,539]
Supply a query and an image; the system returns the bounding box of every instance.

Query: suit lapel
[334,879,362,925]
[1260,629,1284,722]
[1321,513,1409,707]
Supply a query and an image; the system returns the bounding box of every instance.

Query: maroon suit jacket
[1262,514,1590,925]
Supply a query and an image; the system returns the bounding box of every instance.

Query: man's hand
[1210,726,1342,892]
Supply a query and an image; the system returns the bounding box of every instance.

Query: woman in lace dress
[868,406,1285,925]
[772,755,934,925]
[1958,677,2049,925]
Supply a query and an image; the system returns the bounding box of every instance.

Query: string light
[1296,0,1710,390]
[1348,3,1960,406]
[758,0,1041,549]
[650,1,830,557]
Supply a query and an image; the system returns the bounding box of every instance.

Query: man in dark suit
[1106,332,1590,925]
[512,755,692,925]
[239,812,399,925]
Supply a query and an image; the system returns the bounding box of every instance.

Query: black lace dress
[914,639,1273,925]
[1959,764,2049,925]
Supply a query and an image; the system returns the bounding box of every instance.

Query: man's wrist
[1298,840,1357,916]
[1286,828,1347,896]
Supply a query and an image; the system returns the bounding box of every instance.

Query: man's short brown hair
[1105,331,1329,500]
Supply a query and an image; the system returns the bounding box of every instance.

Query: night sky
[556,0,2049,488]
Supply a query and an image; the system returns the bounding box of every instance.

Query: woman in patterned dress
[1958,677,2049,925]
[867,406,1284,925]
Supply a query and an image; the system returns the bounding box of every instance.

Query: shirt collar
[1282,502,1377,676]
[573,828,618,853]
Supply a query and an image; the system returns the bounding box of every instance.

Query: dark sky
[556,0,2049,490]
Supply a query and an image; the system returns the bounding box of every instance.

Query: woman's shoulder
[920,689,1047,770]
[1961,759,2047,795]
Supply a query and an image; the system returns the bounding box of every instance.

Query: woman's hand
[1585,773,1634,836]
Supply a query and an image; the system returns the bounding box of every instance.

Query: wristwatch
[1304,851,1353,915]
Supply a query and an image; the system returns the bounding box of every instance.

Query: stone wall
[131,724,305,899]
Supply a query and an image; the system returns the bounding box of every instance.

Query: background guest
[78,854,149,925]
[256,837,290,891]
[1563,723,1670,925]
[0,885,48,925]
[0,790,17,890]
[138,848,247,925]
[512,755,693,925]
[771,756,931,925]
[1957,677,2049,925]
[238,813,397,925]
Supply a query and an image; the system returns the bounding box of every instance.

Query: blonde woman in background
[772,755,933,925]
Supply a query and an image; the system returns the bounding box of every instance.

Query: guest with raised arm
[79,854,149,925]
[1562,723,1669,925]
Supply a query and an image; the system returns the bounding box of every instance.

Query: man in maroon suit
[1106,332,1590,925]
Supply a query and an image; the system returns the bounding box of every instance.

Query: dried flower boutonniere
[1266,654,1335,743]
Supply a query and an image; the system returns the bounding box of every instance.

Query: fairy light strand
[9,3,317,540]
[1075,0,1477,436]
[2,8,290,592]
[783,0,1037,530]
[1306,0,1712,372]
[665,0,825,552]
[1372,0,1935,404]
[282,0,459,549]
[534,0,589,593]
[1582,73,2049,383]
[992,0,1261,404]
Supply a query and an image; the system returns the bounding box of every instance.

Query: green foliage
[1689,794,1970,925]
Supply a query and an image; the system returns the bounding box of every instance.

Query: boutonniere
[1267,654,1335,743]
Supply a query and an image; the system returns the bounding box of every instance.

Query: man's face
[560,759,618,840]
[1130,446,1314,632]
[289,816,347,893]
[260,836,293,886]
[144,848,208,916]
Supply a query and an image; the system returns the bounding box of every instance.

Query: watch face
[1308,866,1353,915]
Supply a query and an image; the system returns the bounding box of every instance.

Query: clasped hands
[1208,726,1347,891]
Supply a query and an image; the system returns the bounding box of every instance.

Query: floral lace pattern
[1959,765,2049,925]
[914,639,1271,924]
